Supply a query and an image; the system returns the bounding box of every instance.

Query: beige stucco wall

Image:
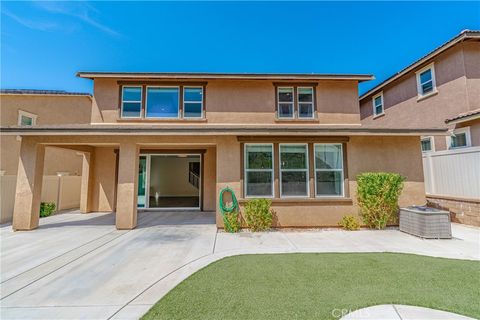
[1,95,91,222]
[463,41,480,111]
[90,147,117,212]
[0,95,91,175]
[359,41,480,151]
[7,134,424,228]
[216,135,425,228]
[91,78,361,125]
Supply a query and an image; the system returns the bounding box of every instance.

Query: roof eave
[0,126,448,136]
[76,72,374,82]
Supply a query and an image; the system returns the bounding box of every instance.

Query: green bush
[356,172,405,229]
[243,199,273,232]
[40,202,56,217]
[338,215,360,230]
[223,210,241,233]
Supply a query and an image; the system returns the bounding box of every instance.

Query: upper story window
[447,127,471,149]
[18,110,37,126]
[416,64,437,97]
[372,92,384,116]
[183,87,203,118]
[146,87,179,118]
[297,87,314,119]
[277,87,294,119]
[420,136,434,153]
[276,86,315,120]
[120,84,205,120]
[121,86,142,118]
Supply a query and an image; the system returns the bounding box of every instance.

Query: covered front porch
[9,134,231,231]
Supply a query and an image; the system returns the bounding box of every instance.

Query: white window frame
[18,110,37,126]
[120,86,143,119]
[183,86,204,119]
[277,87,295,119]
[420,136,435,153]
[415,63,437,98]
[244,143,274,198]
[446,127,471,149]
[297,87,315,119]
[372,92,384,117]
[279,143,309,198]
[145,86,180,119]
[314,143,344,198]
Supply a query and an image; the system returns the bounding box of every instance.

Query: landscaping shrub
[338,215,360,230]
[40,202,56,217]
[243,199,273,231]
[357,172,405,229]
[223,210,241,233]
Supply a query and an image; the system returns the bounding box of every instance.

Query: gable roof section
[76,72,374,82]
[359,30,480,101]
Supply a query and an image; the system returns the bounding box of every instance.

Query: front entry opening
[138,154,201,209]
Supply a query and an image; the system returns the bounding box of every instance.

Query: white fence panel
[422,146,480,199]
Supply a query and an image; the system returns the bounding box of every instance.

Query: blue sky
[1,1,479,95]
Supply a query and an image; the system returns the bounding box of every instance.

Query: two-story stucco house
[359,30,480,226]
[0,90,92,223]
[0,72,446,231]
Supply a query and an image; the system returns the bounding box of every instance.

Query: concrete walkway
[1,210,478,320]
[341,304,475,319]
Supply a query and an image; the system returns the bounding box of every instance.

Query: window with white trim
[372,92,384,116]
[297,87,314,119]
[244,144,274,197]
[314,144,344,197]
[183,87,203,118]
[280,144,309,197]
[18,110,37,126]
[121,86,142,118]
[277,87,294,119]
[416,64,436,97]
[447,127,471,149]
[420,136,434,152]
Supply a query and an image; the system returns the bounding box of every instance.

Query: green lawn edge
[142,252,480,320]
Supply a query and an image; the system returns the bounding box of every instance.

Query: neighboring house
[0,90,92,223]
[359,30,480,226]
[0,72,446,231]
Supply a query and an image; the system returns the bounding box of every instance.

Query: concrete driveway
[1,210,478,320]
[1,211,217,319]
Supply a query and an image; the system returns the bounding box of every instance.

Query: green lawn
[142,253,480,320]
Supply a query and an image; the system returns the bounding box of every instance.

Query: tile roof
[445,108,480,124]
[0,89,91,96]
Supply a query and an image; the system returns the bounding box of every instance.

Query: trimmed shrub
[243,199,273,232]
[357,172,405,229]
[40,202,56,218]
[223,210,241,233]
[338,215,360,230]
